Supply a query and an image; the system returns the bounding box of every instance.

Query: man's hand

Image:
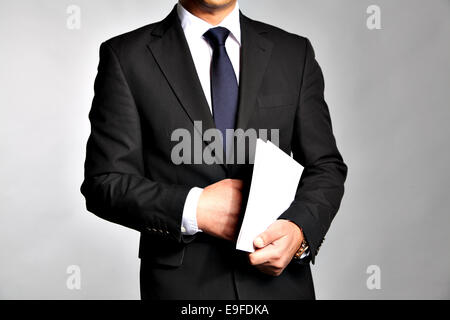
[196,179,243,241]
[248,220,303,276]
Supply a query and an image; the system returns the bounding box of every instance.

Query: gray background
[0,0,449,299]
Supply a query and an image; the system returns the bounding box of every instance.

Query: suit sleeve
[81,42,190,243]
[278,38,348,264]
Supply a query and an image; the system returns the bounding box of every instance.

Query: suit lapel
[146,8,273,170]
[236,14,274,130]
[147,7,216,133]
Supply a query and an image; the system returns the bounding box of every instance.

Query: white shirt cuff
[181,187,204,235]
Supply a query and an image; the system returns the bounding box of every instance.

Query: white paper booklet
[236,139,304,252]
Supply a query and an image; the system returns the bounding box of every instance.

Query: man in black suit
[81,0,347,300]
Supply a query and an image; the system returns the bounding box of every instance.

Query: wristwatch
[293,237,309,260]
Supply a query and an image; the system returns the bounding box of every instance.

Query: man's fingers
[253,220,285,249]
[248,220,299,276]
[248,244,279,266]
[229,179,243,190]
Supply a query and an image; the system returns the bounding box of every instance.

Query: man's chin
[197,0,236,10]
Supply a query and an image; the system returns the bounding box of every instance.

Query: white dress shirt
[178,1,241,235]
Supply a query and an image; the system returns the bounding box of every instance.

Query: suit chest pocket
[257,93,297,109]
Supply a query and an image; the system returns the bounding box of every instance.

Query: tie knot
[203,27,231,48]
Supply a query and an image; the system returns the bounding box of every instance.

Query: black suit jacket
[81,5,347,300]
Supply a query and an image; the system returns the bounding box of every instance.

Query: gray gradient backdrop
[1,0,449,299]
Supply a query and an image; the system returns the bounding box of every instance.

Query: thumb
[253,221,283,249]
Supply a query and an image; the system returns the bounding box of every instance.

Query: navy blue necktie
[203,27,239,155]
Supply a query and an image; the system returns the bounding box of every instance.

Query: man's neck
[179,0,237,26]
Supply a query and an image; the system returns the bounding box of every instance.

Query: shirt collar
[177,1,241,45]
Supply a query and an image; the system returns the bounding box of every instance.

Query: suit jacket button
[181,226,186,233]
